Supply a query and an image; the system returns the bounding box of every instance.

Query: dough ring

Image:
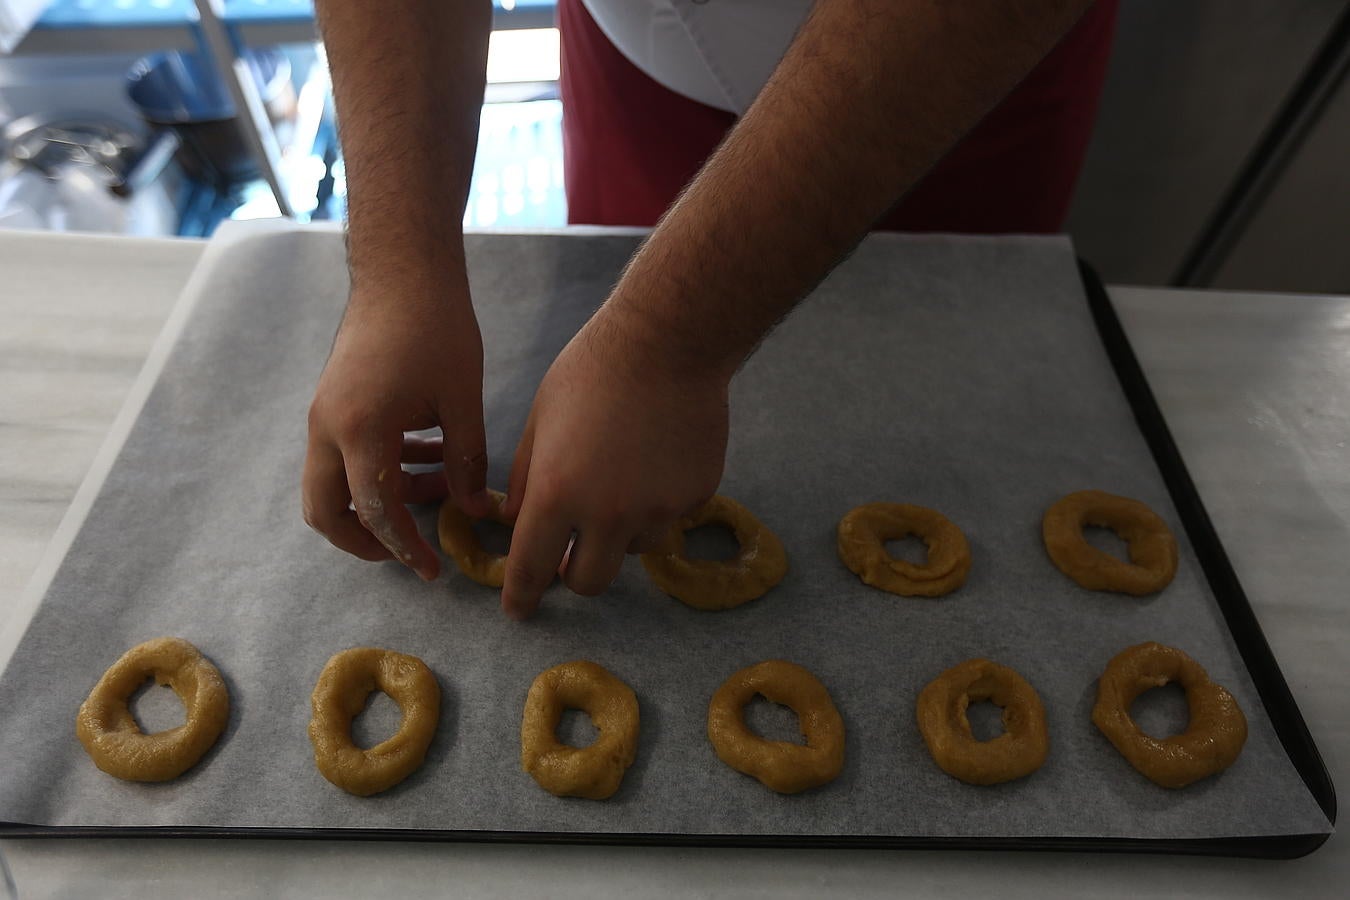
[706,660,845,794]
[308,647,441,796]
[1042,489,1178,595]
[1092,642,1247,788]
[438,488,514,587]
[76,636,230,782]
[641,495,788,610]
[916,658,1049,785]
[520,660,640,800]
[837,502,971,597]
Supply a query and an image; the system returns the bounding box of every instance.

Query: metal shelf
[5,0,562,234]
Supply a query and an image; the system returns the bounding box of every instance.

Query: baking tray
[0,229,1334,856]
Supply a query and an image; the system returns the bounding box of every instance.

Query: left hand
[500,308,730,619]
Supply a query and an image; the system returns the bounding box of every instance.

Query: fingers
[441,412,492,519]
[402,433,478,508]
[563,527,630,596]
[309,418,483,579]
[345,431,441,582]
[501,502,571,621]
[400,435,444,465]
[502,413,535,521]
[508,511,671,612]
[626,522,671,555]
[404,470,449,505]
[302,442,395,562]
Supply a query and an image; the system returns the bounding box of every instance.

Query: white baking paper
[0,229,1330,841]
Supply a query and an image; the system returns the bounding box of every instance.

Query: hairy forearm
[606,0,1094,379]
[315,0,491,294]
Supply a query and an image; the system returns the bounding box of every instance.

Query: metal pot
[0,113,177,232]
[0,111,173,199]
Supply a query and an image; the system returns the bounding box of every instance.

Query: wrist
[594,285,740,389]
[343,233,474,317]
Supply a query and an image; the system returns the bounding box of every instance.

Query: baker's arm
[501,0,1097,617]
[609,0,1096,375]
[303,0,494,580]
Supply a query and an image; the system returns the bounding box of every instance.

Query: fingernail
[416,557,439,582]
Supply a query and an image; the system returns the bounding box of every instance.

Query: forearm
[606,0,1094,378]
[315,0,491,296]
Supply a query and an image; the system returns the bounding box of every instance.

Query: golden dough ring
[707,659,845,794]
[308,647,441,797]
[75,636,230,782]
[1092,642,1247,788]
[641,495,788,610]
[439,488,513,587]
[915,658,1049,785]
[837,502,971,597]
[1042,489,1178,595]
[520,660,640,800]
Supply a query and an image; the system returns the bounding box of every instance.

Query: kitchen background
[0,0,1345,293]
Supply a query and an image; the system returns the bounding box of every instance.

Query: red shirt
[559,0,1119,233]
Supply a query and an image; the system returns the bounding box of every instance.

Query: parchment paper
[0,229,1331,840]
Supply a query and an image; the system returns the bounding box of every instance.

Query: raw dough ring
[520,660,640,800]
[439,488,513,587]
[308,647,440,796]
[1092,642,1247,788]
[75,636,230,782]
[1042,489,1178,595]
[706,660,845,794]
[837,502,971,597]
[915,658,1049,785]
[641,495,787,610]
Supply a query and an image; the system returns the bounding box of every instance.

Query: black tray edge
[0,822,1332,859]
[1079,258,1336,856]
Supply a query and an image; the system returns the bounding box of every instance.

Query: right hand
[302,275,491,581]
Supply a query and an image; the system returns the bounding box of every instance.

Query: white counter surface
[0,225,1344,898]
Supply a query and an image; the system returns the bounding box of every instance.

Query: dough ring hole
[1041,490,1178,595]
[520,660,640,800]
[1090,642,1247,788]
[1083,525,1130,563]
[557,707,600,747]
[640,495,789,610]
[76,637,231,783]
[836,503,971,598]
[471,518,512,556]
[706,660,846,794]
[915,658,1049,785]
[744,694,808,745]
[438,488,517,587]
[351,689,402,750]
[883,535,930,566]
[965,698,1005,742]
[128,678,188,734]
[307,647,441,796]
[1129,681,1190,740]
[682,523,741,562]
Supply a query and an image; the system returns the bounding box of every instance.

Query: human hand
[500,308,731,619]
[302,277,491,581]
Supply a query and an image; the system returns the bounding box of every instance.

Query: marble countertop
[0,225,1344,898]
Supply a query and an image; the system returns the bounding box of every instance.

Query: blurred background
[0,0,1345,292]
